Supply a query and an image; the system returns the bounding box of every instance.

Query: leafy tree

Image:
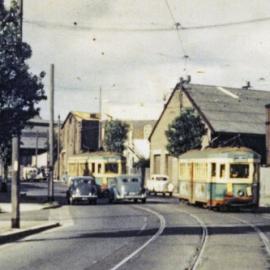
[104,120,129,154]
[0,1,46,187]
[166,109,207,157]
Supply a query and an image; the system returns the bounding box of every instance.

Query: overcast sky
[5,0,270,120]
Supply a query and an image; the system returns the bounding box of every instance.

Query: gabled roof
[62,111,100,128]
[184,84,270,135]
[149,83,270,140]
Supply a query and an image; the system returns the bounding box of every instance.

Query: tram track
[230,215,270,256]
[175,209,208,270]
[109,205,166,270]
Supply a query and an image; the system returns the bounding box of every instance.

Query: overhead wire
[163,0,188,73]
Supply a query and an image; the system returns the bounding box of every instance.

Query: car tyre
[141,198,146,204]
[134,199,138,203]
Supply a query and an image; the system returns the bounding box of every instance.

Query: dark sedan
[66,176,99,205]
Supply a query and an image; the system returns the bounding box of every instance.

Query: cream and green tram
[178,147,260,209]
[67,152,126,189]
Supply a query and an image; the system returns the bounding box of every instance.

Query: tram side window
[91,163,95,173]
[105,163,118,173]
[230,164,249,178]
[211,163,216,177]
[97,163,102,173]
[220,164,226,178]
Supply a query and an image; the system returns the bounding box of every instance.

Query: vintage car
[146,174,174,196]
[66,176,99,205]
[109,175,147,203]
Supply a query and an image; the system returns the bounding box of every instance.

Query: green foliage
[0,2,46,165]
[104,120,129,153]
[166,109,207,157]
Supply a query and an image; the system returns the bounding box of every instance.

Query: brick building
[60,111,100,177]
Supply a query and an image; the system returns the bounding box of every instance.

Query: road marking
[231,216,270,256]
[109,206,166,270]
[176,209,208,270]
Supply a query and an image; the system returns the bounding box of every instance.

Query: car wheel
[169,192,173,197]
[141,198,146,204]
[134,199,138,203]
[92,199,97,205]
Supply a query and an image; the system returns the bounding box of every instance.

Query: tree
[104,120,129,154]
[0,1,46,187]
[166,109,207,157]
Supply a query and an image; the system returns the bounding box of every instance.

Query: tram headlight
[237,190,245,197]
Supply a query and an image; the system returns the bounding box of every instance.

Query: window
[91,163,95,173]
[105,163,118,173]
[156,176,167,181]
[131,178,139,182]
[220,164,226,178]
[211,163,216,177]
[230,164,249,178]
[122,178,128,183]
[97,163,102,173]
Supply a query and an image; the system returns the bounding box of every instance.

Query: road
[1,182,270,270]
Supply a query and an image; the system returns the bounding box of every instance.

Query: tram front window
[230,164,249,178]
[105,163,118,173]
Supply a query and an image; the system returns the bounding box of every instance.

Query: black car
[66,176,99,205]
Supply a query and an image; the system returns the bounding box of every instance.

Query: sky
[5,0,270,120]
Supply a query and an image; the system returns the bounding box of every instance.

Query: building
[60,111,100,178]
[124,120,155,174]
[20,117,49,166]
[149,81,270,189]
[266,104,270,165]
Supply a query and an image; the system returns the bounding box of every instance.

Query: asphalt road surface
[1,182,270,270]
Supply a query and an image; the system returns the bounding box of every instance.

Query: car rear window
[156,177,167,181]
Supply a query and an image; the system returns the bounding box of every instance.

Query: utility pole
[57,114,61,180]
[11,136,20,228]
[48,64,54,202]
[35,131,39,167]
[11,0,24,229]
[98,87,102,150]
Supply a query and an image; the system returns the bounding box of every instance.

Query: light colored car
[146,174,174,196]
[109,175,147,203]
[66,176,99,205]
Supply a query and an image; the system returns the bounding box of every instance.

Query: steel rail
[109,205,166,270]
[230,215,270,256]
[176,209,208,270]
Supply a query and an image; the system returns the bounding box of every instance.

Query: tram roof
[68,151,124,161]
[179,147,260,160]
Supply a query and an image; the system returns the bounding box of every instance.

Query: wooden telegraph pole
[98,87,102,150]
[57,114,60,180]
[11,0,24,229]
[48,64,55,202]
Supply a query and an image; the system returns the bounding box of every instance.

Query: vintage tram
[67,152,126,190]
[178,147,260,210]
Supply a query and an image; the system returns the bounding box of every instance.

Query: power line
[163,0,188,72]
[24,16,270,32]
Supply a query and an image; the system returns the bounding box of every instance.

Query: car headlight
[75,188,80,195]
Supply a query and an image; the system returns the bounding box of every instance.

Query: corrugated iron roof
[184,84,270,135]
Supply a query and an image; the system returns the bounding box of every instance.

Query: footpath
[0,183,62,244]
